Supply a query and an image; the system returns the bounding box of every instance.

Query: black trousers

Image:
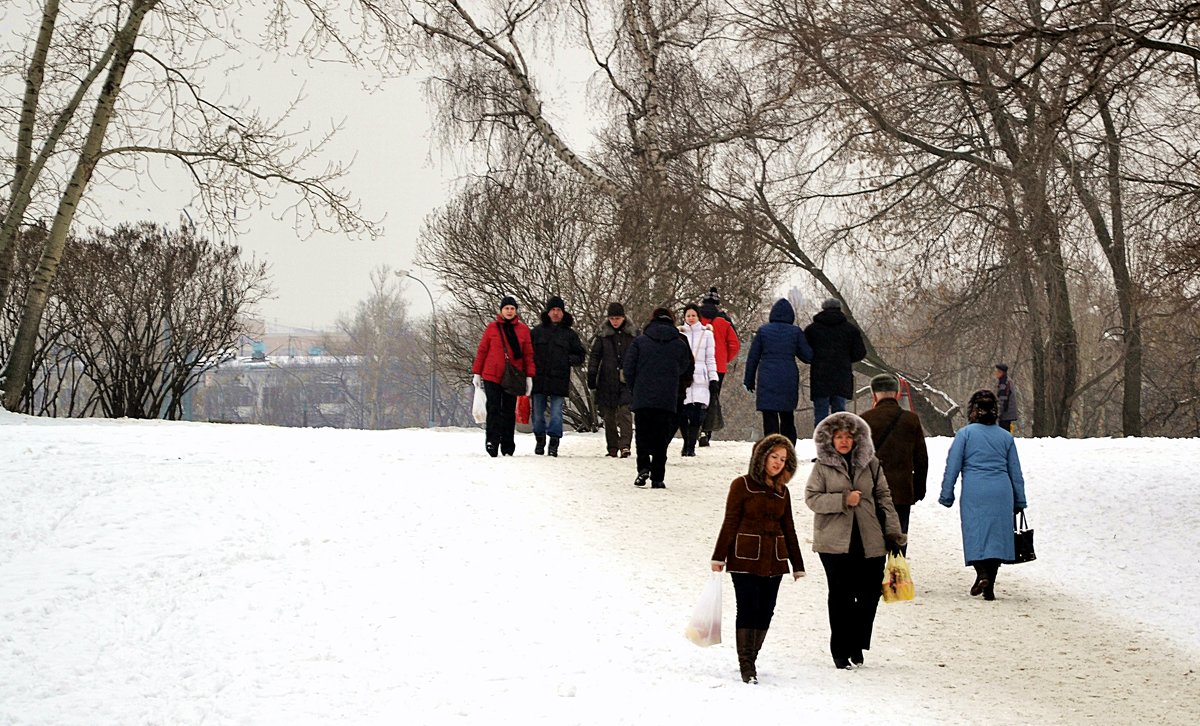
[483,380,517,454]
[731,573,783,630]
[761,410,797,444]
[634,408,675,482]
[819,552,886,659]
[702,373,725,434]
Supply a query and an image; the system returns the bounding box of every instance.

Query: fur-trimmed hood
[813,412,876,471]
[748,433,798,487]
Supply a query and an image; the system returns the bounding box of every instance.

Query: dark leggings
[483,380,517,453]
[818,553,886,658]
[761,410,797,443]
[730,573,783,629]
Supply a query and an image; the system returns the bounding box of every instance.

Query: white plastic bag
[684,573,722,647]
[472,387,487,424]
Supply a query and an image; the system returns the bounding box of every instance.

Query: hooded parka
[743,299,814,412]
[680,321,719,407]
[805,412,903,557]
[623,317,694,412]
[587,319,637,409]
[712,434,806,577]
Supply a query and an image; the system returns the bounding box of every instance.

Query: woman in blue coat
[939,389,1028,601]
[743,299,814,443]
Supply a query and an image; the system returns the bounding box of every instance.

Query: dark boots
[681,424,701,456]
[736,628,769,683]
[534,433,546,455]
[547,437,560,457]
[971,561,1000,600]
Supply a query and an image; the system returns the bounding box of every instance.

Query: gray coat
[804,412,904,557]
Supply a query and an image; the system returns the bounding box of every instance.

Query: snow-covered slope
[1,411,1197,724]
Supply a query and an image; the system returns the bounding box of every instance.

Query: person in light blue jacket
[939,389,1027,601]
[743,299,814,444]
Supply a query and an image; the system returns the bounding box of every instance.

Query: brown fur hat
[813,412,875,471]
[748,433,798,489]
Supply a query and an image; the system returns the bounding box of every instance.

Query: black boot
[970,564,988,597]
[485,440,499,458]
[983,563,999,601]
[698,431,711,447]
[534,434,546,455]
[547,437,559,457]
[736,629,757,683]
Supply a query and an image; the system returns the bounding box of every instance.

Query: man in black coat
[623,307,694,488]
[804,298,867,425]
[530,295,586,456]
[587,302,637,458]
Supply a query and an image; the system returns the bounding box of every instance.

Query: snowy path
[1,416,1197,724]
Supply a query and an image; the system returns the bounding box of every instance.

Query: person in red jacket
[472,295,536,457]
[698,287,741,447]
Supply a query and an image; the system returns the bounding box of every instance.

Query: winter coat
[679,321,718,407]
[699,303,741,374]
[712,434,806,577]
[938,423,1027,564]
[860,398,929,507]
[803,309,867,399]
[997,375,1019,423]
[743,299,814,412]
[804,412,903,557]
[587,320,637,409]
[472,314,536,384]
[530,308,586,397]
[623,317,694,412]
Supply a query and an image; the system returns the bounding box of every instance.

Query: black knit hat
[499,295,518,311]
[544,295,566,313]
[606,302,625,317]
[701,287,720,305]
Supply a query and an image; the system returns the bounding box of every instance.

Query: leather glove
[708,380,719,394]
[525,377,533,396]
[1014,505,1025,514]
[885,532,907,553]
[744,384,754,393]
[472,374,482,389]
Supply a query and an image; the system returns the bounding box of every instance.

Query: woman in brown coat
[710,434,806,684]
[805,412,905,670]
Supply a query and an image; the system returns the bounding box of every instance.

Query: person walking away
[742,298,814,444]
[471,295,536,457]
[587,302,637,458]
[529,295,586,457]
[860,373,928,555]
[804,298,867,425]
[939,389,1028,601]
[679,304,719,456]
[698,287,741,446]
[805,412,906,669]
[711,434,806,684]
[623,307,693,489]
[994,363,1019,433]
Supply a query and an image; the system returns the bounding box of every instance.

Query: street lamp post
[397,269,437,428]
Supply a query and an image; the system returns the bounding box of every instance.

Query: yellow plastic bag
[684,573,723,646]
[882,551,914,603]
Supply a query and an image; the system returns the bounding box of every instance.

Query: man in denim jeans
[804,298,866,425]
[530,295,586,456]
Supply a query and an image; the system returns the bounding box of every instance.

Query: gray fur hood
[813,412,876,471]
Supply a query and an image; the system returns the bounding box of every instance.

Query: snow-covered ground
[1,411,1198,724]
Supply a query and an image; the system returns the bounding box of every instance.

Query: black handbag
[500,355,526,397]
[1011,511,1036,564]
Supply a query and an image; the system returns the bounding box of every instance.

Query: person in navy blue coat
[939,389,1028,601]
[743,299,814,443]
[623,307,694,489]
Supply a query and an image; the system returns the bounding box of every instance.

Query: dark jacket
[587,319,638,409]
[623,317,693,412]
[472,314,536,383]
[860,398,929,506]
[804,309,867,399]
[712,434,806,577]
[743,299,814,412]
[530,306,586,397]
[996,374,1019,422]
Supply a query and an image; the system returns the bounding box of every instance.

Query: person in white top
[679,304,719,456]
